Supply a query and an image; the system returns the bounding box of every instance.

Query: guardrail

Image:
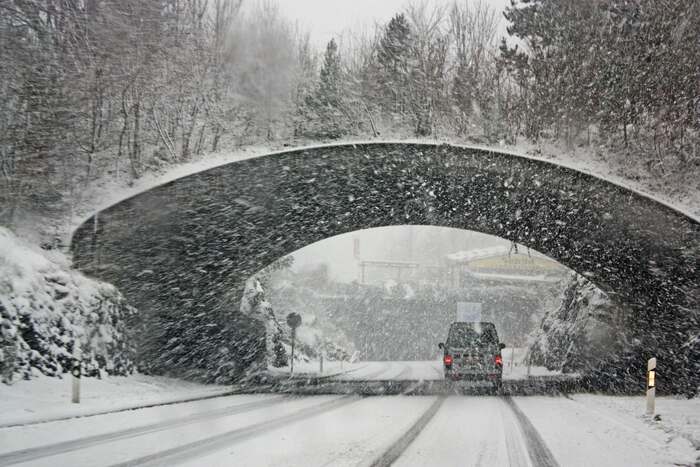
[232,375,583,396]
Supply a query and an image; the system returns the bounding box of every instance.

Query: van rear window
[447,323,498,347]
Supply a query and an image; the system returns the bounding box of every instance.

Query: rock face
[528,274,623,375]
[0,228,135,384]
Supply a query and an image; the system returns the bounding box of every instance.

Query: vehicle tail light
[443,354,453,366]
[495,355,503,366]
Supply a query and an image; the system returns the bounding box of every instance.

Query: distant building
[443,245,568,288]
[356,245,568,288]
[357,259,443,286]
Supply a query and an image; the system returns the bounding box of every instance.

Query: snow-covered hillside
[527,273,623,374]
[0,228,135,384]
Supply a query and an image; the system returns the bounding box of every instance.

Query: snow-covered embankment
[0,227,135,384]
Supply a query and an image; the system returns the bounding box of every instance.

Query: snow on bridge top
[70,140,700,245]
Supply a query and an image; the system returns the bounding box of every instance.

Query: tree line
[1,0,697,228]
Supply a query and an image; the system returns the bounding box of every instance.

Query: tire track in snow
[106,395,361,467]
[0,396,289,466]
[367,395,446,467]
[503,396,559,467]
[499,399,531,467]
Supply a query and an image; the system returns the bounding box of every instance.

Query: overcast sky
[290,226,509,282]
[276,0,512,48]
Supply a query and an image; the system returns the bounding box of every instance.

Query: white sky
[291,226,508,282]
[276,0,512,48]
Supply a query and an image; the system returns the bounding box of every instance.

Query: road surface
[274,352,569,382]
[0,383,696,466]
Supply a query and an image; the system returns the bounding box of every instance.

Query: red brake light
[495,355,503,366]
[443,354,453,366]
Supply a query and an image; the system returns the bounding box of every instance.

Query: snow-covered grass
[0,373,232,427]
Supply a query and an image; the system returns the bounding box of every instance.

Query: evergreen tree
[318,39,342,107]
[500,0,699,153]
[375,14,413,113]
[305,39,348,138]
[271,332,288,368]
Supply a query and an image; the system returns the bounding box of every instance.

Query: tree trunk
[131,97,141,179]
[212,124,222,152]
[194,121,207,155]
[117,89,129,180]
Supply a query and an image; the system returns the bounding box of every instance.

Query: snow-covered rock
[528,273,623,374]
[0,228,135,384]
[240,277,286,370]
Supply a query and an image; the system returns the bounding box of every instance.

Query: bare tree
[405,1,449,136]
[449,0,499,137]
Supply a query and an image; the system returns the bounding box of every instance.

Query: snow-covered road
[285,356,568,381]
[1,390,697,466]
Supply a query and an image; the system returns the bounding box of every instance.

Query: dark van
[439,321,505,390]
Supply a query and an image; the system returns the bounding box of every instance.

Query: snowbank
[571,394,700,452]
[0,228,135,383]
[516,394,699,466]
[0,373,231,427]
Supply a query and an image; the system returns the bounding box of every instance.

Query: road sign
[456,302,482,322]
[286,313,301,329]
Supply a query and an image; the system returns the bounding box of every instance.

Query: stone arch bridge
[71,143,699,390]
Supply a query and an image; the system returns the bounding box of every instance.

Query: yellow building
[445,246,568,288]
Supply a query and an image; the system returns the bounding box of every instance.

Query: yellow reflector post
[646,357,657,416]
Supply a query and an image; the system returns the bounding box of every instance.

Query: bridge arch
[71,143,699,388]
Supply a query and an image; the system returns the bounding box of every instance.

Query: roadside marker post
[646,357,656,416]
[286,313,302,377]
[291,328,295,376]
[71,343,81,404]
[526,353,532,378]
